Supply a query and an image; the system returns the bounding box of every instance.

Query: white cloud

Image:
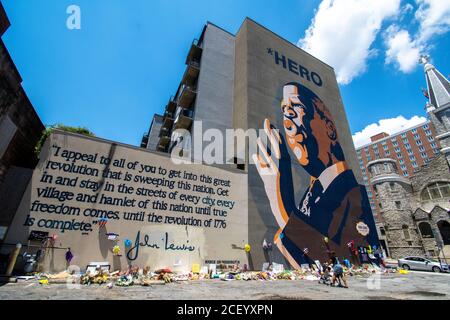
[298,0,401,85]
[415,0,450,43]
[384,0,450,73]
[384,26,421,73]
[352,115,427,148]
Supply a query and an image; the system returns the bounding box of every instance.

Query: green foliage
[35,124,95,156]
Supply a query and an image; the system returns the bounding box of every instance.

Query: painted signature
[127,231,195,261]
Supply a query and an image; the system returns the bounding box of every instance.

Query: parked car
[398,256,449,273]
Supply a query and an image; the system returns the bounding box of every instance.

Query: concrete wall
[192,23,235,164]
[2,131,249,273]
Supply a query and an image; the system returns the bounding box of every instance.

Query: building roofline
[49,129,247,175]
[235,17,335,72]
[356,120,431,150]
[205,21,236,38]
[0,1,11,36]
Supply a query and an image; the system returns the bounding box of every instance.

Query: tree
[35,124,95,156]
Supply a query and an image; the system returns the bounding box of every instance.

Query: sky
[2,0,450,148]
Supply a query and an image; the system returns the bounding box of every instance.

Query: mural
[253,82,379,269]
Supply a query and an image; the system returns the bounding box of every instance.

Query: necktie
[299,179,324,217]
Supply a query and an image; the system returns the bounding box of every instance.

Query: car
[398,256,449,273]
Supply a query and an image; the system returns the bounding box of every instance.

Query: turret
[367,158,424,258]
[420,55,450,166]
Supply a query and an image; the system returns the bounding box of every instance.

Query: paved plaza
[0,271,448,300]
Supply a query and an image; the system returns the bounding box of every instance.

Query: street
[0,271,448,300]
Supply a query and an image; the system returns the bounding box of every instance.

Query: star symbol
[267,48,273,55]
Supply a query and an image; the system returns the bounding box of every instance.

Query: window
[423,124,429,130]
[425,129,432,135]
[403,171,408,176]
[402,225,411,240]
[395,201,401,209]
[395,147,400,152]
[401,133,407,138]
[419,222,434,239]
[431,142,437,148]
[403,139,409,144]
[428,136,434,142]
[401,165,407,170]
[419,146,425,152]
[434,148,440,154]
[392,141,398,146]
[414,134,420,139]
[416,139,423,146]
[421,152,427,159]
[397,153,403,159]
[390,182,395,191]
[383,145,388,150]
[409,155,416,161]
[399,159,405,164]
[380,227,386,236]
[407,149,414,155]
[421,182,450,200]
[385,150,390,156]
[412,161,418,168]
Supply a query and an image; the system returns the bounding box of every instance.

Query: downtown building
[356,121,441,222]
[362,59,450,262]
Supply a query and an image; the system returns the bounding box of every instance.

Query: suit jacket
[280,170,378,266]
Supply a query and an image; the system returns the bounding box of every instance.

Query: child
[318,266,332,285]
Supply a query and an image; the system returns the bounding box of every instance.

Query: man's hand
[252,119,296,229]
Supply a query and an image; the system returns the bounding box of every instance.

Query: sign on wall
[4,132,248,272]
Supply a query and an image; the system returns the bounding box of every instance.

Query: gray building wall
[192,23,235,164]
[146,114,163,151]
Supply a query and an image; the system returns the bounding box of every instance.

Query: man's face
[281,84,337,175]
[281,84,314,166]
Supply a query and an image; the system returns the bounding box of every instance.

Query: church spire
[420,55,450,166]
[420,55,450,110]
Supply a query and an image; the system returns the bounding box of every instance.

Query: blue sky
[2,0,450,147]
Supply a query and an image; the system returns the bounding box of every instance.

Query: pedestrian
[330,258,348,288]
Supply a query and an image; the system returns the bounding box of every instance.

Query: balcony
[181,60,200,87]
[157,134,171,150]
[177,85,197,108]
[185,39,202,65]
[159,126,171,137]
[173,107,194,130]
[166,96,177,113]
[140,133,149,148]
[161,112,174,130]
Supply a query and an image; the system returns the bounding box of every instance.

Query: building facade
[0,2,45,242]
[368,58,450,262]
[4,18,379,273]
[356,122,441,222]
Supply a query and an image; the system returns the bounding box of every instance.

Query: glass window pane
[421,189,431,200]
[440,184,450,197]
[429,186,441,199]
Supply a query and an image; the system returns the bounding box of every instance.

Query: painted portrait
[253,82,378,269]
